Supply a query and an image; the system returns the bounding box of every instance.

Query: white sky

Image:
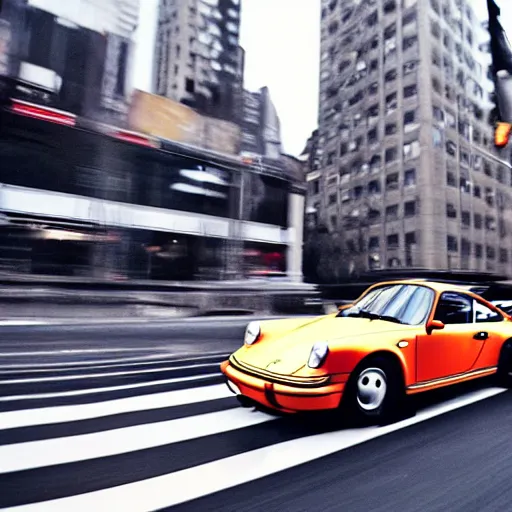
[132,0,511,157]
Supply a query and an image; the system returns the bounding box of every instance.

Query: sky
[132,0,511,157]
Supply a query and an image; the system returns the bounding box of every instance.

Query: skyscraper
[0,0,140,123]
[154,0,243,124]
[310,0,512,274]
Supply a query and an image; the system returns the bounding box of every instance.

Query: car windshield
[338,284,435,325]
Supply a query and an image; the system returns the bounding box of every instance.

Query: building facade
[311,0,512,275]
[0,0,139,123]
[241,86,283,160]
[154,0,243,124]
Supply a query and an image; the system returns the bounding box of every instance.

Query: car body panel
[221,280,512,414]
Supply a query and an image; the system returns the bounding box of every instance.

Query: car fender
[321,335,415,386]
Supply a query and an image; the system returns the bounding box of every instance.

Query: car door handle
[473,331,489,340]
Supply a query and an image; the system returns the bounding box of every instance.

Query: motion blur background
[0,0,512,288]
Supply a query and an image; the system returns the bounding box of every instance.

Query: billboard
[128,89,202,145]
[127,89,241,155]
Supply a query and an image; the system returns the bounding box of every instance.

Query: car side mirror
[426,319,445,335]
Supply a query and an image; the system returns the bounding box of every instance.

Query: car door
[416,292,486,383]
[469,298,507,369]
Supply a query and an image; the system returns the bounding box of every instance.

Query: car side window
[473,300,503,323]
[434,293,473,325]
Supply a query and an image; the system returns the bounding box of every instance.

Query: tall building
[0,0,139,123]
[241,86,283,160]
[311,0,512,274]
[154,0,243,124]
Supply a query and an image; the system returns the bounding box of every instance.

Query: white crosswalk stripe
[0,352,507,511]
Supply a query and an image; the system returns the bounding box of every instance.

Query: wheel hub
[356,367,387,411]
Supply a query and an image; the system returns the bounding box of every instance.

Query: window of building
[386,173,399,190]
[461,211,471,227]
[387,234,399,248]
[461,238,471,256]
[328,193,337,205]
[385,147,398,163]
[473,185,481,198]
[485,187,494,207]
[474,214,482,229]
[446,140,456,156]
[432,77,441,94]
[402,10,417,27]
[385,69,397,82]
[447,235,458,252]
[432,48,441,66]
[403,140,420,160]
[446,203,457,218]
[487,246,496,260]
[386,92,398,111]
[404,110,415,125]
[404,84,417,98]
[368,179,382,194]
[368,128,378,144]
[404,168,416,186]
[433,127,443,147]
[385,122,397,135]
[404,200,416,216]
[386,204,399,219]
[369,236,380,250]
[383,0,396,14]
[485,216,496,231]
[403,60,417,75]
[447,171,456,187]
[367,11,378,27]
[185,78,195,93]
[500,248,509,263]
[403,35,418,51]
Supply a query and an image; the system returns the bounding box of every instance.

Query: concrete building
[154,0,243,124]
[311,0,512,275]
[241,86,283,160]
[0,0,139,123]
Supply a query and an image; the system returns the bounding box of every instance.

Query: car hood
[234,316,411,376]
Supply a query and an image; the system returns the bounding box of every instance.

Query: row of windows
[336,170,416,201]
[446,236,508,262]
[439,137,505,179]
[446,176,508,208]
[446,206,500,232]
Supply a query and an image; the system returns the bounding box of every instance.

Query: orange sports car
[221,280,512,424]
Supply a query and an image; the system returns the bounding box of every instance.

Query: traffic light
[495,121,512,148]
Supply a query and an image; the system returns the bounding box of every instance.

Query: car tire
[497,341,512,388]
[341,356,407,426]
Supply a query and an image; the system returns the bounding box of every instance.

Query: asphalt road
[1,320,512,511]
[0,316,269,365]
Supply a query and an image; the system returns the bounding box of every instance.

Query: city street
[1,320,512,511]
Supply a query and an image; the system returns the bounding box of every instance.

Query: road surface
[0,320,511,511]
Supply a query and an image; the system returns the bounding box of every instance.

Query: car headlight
[244,321,261,346]
[307,341,329,368]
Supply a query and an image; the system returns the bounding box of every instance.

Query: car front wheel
[342,356,407,426]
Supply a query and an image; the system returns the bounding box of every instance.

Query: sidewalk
[0,273,324,319]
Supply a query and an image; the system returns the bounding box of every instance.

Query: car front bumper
[220,360,346,413]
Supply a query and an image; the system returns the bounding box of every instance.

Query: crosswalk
[0,351,507,511]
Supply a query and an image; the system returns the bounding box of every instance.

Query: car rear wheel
[497,341,512,388]
[342,356,407,426]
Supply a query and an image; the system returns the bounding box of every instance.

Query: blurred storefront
[0,92,306,282]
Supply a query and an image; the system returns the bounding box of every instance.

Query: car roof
[369,279,481,295]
